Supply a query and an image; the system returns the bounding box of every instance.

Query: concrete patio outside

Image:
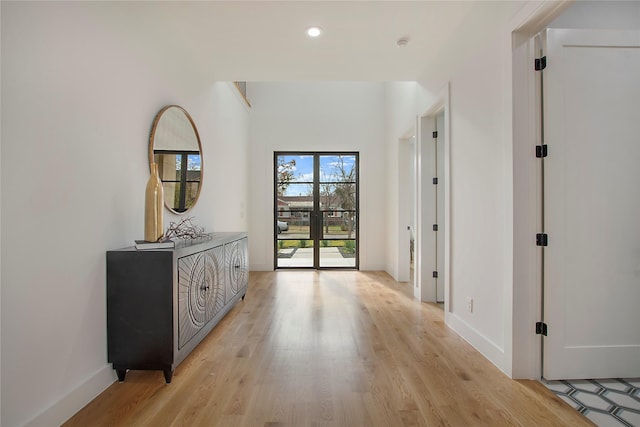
[277,247,356,268]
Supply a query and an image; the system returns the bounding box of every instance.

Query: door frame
[413,84,451,311]
[273,151,359,270]
[511,2,572,379]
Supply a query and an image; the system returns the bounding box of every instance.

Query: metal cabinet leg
[163,369,173,384]
[116,369,127,382]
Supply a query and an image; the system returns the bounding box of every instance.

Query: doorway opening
[274,152,359,269]
[398,133,416,286]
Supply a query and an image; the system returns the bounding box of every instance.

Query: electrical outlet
[467,297,474,313]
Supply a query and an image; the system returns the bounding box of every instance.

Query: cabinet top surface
[109,232,247,255]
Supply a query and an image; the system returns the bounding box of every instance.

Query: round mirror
[149,105,203,214]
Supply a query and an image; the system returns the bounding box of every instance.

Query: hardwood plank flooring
[64,271,593,426]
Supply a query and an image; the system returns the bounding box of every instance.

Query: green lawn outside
[278,239,355,249]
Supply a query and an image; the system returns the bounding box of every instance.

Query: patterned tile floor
[543,378,640,426]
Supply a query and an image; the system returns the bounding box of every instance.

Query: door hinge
[432,271,438,278]
[535,56,547,71]
[536,233,548,247]
[432,131,438,139]
[433,224,438,231]
[433,177,438,185]
[536,322,548,336]
[536,144,548,158]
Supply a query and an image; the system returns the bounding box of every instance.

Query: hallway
[65,271,590,426]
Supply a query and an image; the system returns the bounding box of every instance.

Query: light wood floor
[65,271,593,426]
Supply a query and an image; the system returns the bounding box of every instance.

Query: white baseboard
[24,365,115,427]
[445,312,509,377]
[360,264,387,272]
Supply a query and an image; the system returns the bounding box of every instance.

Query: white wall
[442,33,512,367]
[0,3,249,426]
[247,82,386,271]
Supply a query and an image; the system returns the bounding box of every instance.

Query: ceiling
[89,1,527,83]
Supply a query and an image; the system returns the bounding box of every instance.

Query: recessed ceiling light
[306,27,322,38]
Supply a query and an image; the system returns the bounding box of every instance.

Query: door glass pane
[319,239,356,268]
[277,155,314,184]
[319,210,356,268]
[276,239,315,268]
[319,211,356,239]
[276,182,313,240]
[319,155,356,182]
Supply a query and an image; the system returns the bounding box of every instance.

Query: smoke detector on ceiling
[396,37,409,48]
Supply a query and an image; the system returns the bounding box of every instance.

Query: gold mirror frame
[149,105,203,214]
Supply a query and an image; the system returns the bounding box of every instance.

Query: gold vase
[144,163,164,242]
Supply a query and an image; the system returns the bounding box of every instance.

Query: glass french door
[274,152,358,269]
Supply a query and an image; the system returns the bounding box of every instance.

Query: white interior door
[435,111,445,303]
[543,28,640,379]
[419,116,437,302]
[417,113,445,303]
